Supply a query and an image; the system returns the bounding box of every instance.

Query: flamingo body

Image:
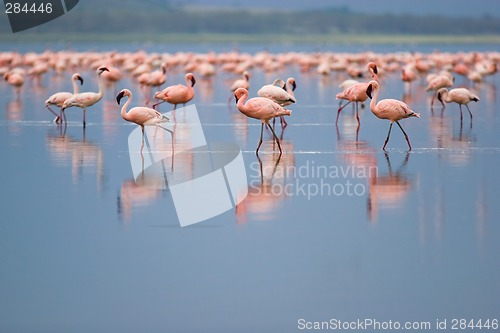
[366,80,420,150]
[153,73,195,110]
[234,88,291,154]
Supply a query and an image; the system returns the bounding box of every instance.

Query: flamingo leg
[152,100,165,110]
[465,104,473,120]
[459,105,463,123]
[355,102,360,124]
[83,108,87,127]
[46,106,61,123]
[382,122,393,151]
[336,100,351,124]
[396,121,412,151]
[280,115,288,129]
[256,123,264,155]
[140,126,145,153]
[61,109,67,124]
[267,123,282,154]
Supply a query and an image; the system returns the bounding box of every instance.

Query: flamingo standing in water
[117,88,171,152]
[3,71,25,99]
[229,71,250,99]
[366,80,420,151]
[257,77,296,128]
[45,73,83,123]
[61,66,109,127]
[437,87,479,124]
[336,62,379,125]
[234,88,291,155]
[153,73,195,110]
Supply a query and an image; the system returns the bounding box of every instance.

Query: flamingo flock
[0,49,496,154]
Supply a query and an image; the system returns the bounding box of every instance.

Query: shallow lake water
[1,42,499,332]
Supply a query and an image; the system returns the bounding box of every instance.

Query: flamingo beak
[437,92,443,103]
[366,84,373,99]
[373,65,378,74]
[77,75,84,85]
[116,91,125,105]
[234,94,239,103]
[292,81,297,91]
[191,77,196,87]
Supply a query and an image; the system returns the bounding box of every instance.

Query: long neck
[71,78,80,94]
[96,74,105,99]
[286,81,295,98]
[440,90,450,103]
[236,92,248,113]
[370,84,380,114]
[121,94,133,121]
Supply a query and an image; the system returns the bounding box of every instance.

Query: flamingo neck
[370,84,380,115]
[96,74,105,99]
[121,94,133,121]
[72,78,80,94]
[236,92,248,112]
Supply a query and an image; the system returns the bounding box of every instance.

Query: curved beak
[366,84,373,99]
[76,75,84,85]
[292,80,297,91]
[116,91,125,105]
[190,76,196,87]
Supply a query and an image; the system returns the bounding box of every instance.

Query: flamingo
[3,71,25,99]
[426,72,454,108]
[153,73,195,110]
[257,77,296,128]
[61,66,109,127]
[336,62,379,125]
[138,63,167,102]
[366,80,420,151]
[45,73,84,123]
[117,89,171,152]
[234,88,291,155]
[437,87,479,123]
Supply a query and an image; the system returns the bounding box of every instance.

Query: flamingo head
[75,74,84,85]
[436,88,447,103]
[116,89,130,105]
[289,78,297,91]
[366,83,373,99]
[234,87,247,103]
[186,73,196,87]
[97,66,110,75]
[368,62,378,74]
[243,71,250,81]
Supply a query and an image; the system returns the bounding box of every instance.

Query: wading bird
[257,77,296,128]
[234,88,291,155]
[117,88,171,152]
[45,73,83,123]
[336,62,379,126]
[61,66,109,127]
[366,80,420,151]
[437,87,479,123]
[153,73,196,110]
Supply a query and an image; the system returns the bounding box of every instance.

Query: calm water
[1,43,499,332]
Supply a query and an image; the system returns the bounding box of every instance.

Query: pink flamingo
[3,71,25,99]
[437,87,479,123]
[234,88,291,155]
[336,62,379,125]
[257,77,296,128]
[426,72,454,108]
[45,73,83,123]
[117,88,171,152]
[61,66,109,127]
[153,73,195,110]
[138,63,167,102]
[366,80,420,151]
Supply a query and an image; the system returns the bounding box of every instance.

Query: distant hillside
[1,1,499,37]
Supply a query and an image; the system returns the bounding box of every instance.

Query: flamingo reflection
[46,126,104,189]
[236,140,295,224]
[368,152,413,222]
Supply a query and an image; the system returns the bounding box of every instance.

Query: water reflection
[368,152,413,222]
[45,125,104,189]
